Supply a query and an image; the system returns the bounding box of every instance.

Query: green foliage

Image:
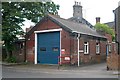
[94,23,115,41]
[5,56,17,63]
[2,2,59,58]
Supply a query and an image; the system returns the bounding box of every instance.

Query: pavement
[2,62,120,73]
[2,62,105,70]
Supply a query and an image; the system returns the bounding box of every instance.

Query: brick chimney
[96,17,100,23]
[95,17,105,35]
[73,1,83,20]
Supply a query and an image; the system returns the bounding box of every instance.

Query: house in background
[12,39,25,62]
[107,2,120,70]
[104,21,117,56]
[25,2,107,66]
[114,3,120,54]
[94,17,115,56]
[104,21,115,29]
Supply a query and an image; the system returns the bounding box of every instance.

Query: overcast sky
[22,0,119,31]
[52,0,119,25]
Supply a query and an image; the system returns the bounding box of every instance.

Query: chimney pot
[75,1,76,5]
[96,17,100,23]
[79,2,81,5]
[77,2,78,5]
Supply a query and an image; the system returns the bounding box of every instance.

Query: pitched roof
[27,14,106,39]
[104,21,115,29]
[48,14,106,39]
[68,17,93,28]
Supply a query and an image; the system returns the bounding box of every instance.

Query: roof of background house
[104,21,115,29]
[27,14,106,39]
[68,17,93,28]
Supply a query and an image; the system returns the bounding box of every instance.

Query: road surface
[2,62,119,78]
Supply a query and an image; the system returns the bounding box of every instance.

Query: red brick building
[95,17,116,56]
[107,2,120,70]
[25,2,107,66]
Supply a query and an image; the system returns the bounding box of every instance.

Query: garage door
[37,31,60,64]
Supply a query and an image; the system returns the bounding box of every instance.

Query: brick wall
[71,38,106,65]
[61,29,71,56]
[107,53,120,70]
[105,34,112,42]
[12,42,25,62]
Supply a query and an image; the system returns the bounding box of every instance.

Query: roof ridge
[104,21,114,24]
[48,14,86,26]
[48,14,96,30]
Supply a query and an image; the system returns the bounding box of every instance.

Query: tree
[94,23,115,41]
[2,2,59,59]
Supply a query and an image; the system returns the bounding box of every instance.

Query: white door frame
[34,28,62,64]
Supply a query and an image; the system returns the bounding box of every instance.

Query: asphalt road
[2,63,119,78]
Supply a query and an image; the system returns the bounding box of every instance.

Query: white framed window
[96,43,100,54]
[84,42,89,54]
[108,44,111,52]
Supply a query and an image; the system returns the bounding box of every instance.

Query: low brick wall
[107,53,120,70]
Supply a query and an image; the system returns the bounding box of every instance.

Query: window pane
[109,44,111,52]
[40,47,46,51]
[84,42,88,54]
[84,45,86,52]
[85,45,87,53]
[96,43,100,54]
[52,47,59,51]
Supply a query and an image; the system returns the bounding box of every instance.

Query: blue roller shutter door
[37,31,60,64]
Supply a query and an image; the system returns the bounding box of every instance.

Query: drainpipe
[77,34,80,67]
[116,41,120,55]
[118,42,120,55]
[24,33,27,62]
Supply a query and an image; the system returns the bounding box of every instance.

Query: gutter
[72,31,107,40]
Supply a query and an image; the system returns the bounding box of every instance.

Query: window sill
[96,53,100,55]
[84,53,89,55]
